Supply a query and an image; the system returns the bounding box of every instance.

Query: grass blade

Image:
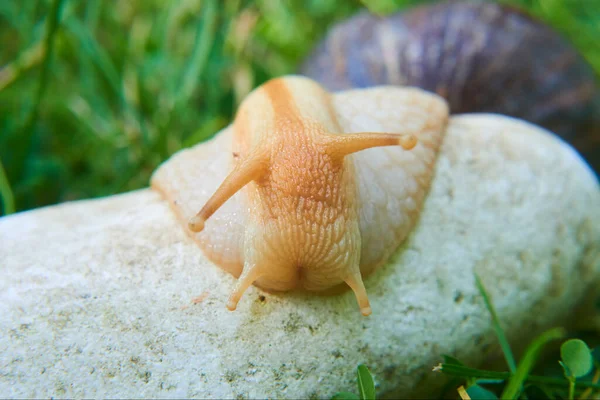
[154,0,219,157]
[63,18,121,98]
[15,0,65,181]
[474,273,517,373]
[438,364,510,380]
[0,40,45,92]
[357,364,376,400]
[178,0,218,105]
[31,0,65,112]
[501,328,566,399]
[0,157,15,215]
[64,17,149,144]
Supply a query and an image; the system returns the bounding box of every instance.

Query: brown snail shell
[301,1,600,175]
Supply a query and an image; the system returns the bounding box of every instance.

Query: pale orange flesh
[187,76,419,315]
[151,77,449,317]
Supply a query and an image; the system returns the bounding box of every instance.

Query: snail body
[152,76,448,315]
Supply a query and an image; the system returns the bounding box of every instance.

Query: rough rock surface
[1,114,599,399]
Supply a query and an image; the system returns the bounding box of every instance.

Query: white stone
[1,114,598,398]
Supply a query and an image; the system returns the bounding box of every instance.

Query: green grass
[0,0,599,215]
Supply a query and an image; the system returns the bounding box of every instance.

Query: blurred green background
[1,0,599,216]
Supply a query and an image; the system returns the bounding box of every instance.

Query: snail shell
[301,1,599,174]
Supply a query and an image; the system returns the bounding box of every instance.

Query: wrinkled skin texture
[151,76,448,315]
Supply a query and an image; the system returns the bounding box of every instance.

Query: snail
[301,1,599,175]
[153,76,448,316]
[151,1,598,316]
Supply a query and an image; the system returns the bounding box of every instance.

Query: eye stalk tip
[399,134,418,150]
[188,216,206,232]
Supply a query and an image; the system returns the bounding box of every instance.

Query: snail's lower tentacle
[344,271,372,316]
[227,263,264,311]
